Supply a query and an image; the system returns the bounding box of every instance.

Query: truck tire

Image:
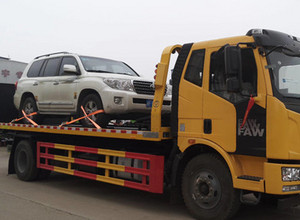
[80,94,109,128]
[20,96,40,124]
[182,154,240,220]
[14,140,39,181]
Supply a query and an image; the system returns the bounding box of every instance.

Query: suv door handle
[33,82,38,86]
[53,81,59,85]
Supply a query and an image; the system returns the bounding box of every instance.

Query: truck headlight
[282,167,300,181]
[103,79,134,91]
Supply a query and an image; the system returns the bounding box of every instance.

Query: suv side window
[59,56,79,76]
[43,57,61,77]
[209,47,257,103]
[27,60,44,77]
[184,49,205,87]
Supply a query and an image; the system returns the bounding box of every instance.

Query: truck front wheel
[182,154,240,220]
[14,140,39,181]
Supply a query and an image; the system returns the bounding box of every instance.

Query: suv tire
[79,94,109,128]
[20,97,40,124]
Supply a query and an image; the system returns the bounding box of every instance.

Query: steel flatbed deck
[0,123,172,141]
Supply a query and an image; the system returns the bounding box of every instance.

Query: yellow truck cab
[1,29,300,220]
[163,29,300,218]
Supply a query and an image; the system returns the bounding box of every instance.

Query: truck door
[203,46,266,156]
[178,49,205,136]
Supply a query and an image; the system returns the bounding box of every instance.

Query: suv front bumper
[101,88,171,114]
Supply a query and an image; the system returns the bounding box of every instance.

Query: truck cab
[163,29,300,206]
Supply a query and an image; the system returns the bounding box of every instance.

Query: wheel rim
[24,102,34,119]
[191,170,222,209]
[84,100,98,123]
[17,150,27,173]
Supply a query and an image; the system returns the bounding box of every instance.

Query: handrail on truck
[151,44,182,132]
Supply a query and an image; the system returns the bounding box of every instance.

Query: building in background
[0,57,27,122]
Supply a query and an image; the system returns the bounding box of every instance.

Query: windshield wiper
[87,70,115,73]
[115,72,133,76]
[265,45,300,57]
[87,70,135,76]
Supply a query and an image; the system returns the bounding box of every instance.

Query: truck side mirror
[224,46,242,91]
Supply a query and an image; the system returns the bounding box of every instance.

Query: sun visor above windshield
[247,29,300,54]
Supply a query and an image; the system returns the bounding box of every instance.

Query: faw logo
[238,119,265,137]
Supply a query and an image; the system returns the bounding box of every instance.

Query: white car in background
[14,52,172,127]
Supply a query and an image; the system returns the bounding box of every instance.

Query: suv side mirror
[224,46,242,91]
[63,64,79,75]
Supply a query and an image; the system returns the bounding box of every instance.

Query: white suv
[14,52,171,127]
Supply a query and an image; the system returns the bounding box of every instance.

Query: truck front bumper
[265,162,300,195]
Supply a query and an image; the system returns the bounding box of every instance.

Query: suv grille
[133,80,155,95]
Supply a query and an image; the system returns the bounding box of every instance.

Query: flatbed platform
[0,123,171,141]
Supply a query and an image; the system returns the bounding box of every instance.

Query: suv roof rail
[35,52,70,60]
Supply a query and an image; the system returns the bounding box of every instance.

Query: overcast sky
[1,0,300,79]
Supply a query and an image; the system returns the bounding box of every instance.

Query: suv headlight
[282,167,300,181]
[103,79,134,91]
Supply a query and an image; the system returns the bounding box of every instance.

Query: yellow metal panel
[151,44,182,132]
[233,178,264,192]
[96,175,124,186]
[54,143,75,151]
[264,162,300,195]
[0,124,168,142]
[98,149,125,157]
[54,155,74,163]
[267,97,300,160]
[97,162,125,172]
[232,155,266,178]
[54,167,74,175]
[202,89,236,152]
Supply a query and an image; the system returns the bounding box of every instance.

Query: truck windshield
[80,56,138,76]
[268,51,300,98]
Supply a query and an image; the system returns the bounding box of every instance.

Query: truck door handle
[204,119,212,134]
[33,82,38,86]
[53,81,59,85]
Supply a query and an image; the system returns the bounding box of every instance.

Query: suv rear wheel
[79,94,109,128]
[20,97,40,124]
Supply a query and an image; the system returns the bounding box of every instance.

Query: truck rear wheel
[14,140,39,181]
[182,154,240,220]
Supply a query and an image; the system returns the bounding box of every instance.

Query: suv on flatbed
[14,52,171,127]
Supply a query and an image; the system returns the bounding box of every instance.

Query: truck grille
[133,80,155,95]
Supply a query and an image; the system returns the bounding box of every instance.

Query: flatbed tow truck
[2,29,300,219]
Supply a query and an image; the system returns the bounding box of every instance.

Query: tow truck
[1,29,300,219]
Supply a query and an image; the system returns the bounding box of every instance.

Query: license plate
[146,100,153,108]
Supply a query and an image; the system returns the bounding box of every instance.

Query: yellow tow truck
[1,29,300,219]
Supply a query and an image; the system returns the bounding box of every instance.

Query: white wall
[0,59,27,84]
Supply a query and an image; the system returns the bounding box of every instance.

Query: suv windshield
[80,56,138,76]
[268,51,300,98]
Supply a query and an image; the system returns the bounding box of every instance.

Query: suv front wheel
[79,94,109,128]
